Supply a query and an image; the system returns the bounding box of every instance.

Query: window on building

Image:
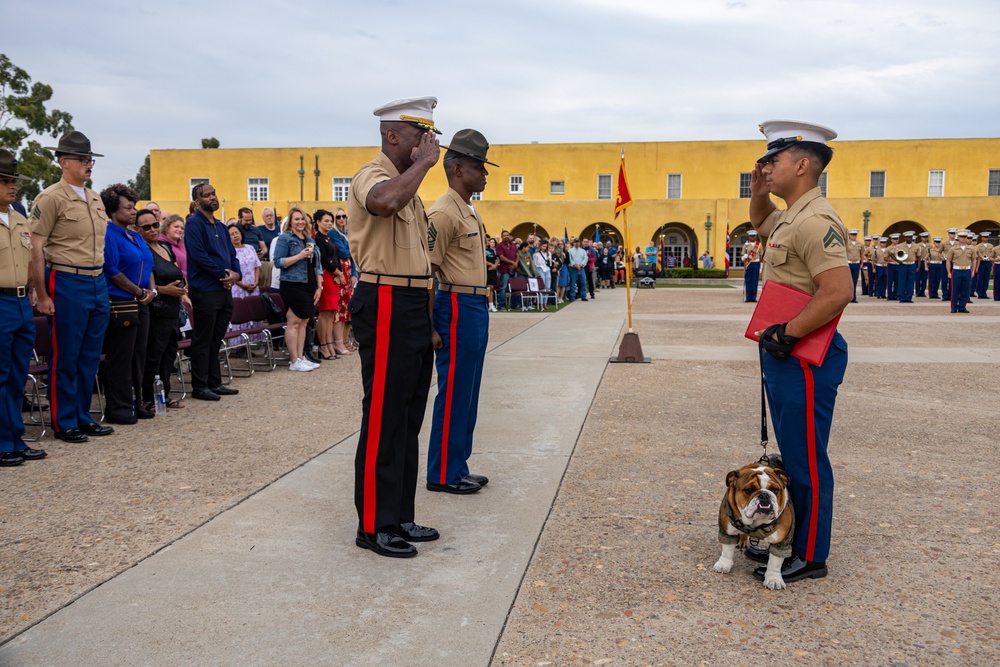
[509,175,523,194]
[869,171,885,198]
[597,174,612,199]
[667,173,682,199]
[739,172,752,198]
[189,177,209,198]
[332,177,352,201]
[928,170,945,197]
[247,177,269,201]
[550,180,565,195]
[990,170,1000,196]
[818,172,828,198]
[471,191,482,201]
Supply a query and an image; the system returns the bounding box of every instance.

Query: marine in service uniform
[945,231,976,313]
[927,237,946,299]
[940,228,958,300]
[874,237,888,298]
[845,229,863,303]
[975,232,993,298]
[861,236,874,296]
[425,129,496,495]
[885,232,900,301]
[915,231,930,296]
[896,232,917,303]
[0,150,47,466]
[749,120,852,584]
[349,96,442,559]
[742,230,762,302]
[29,131,114,443]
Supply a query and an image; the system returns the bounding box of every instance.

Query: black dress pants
[143,310,180,403]
[189,289,233,391]
[350,282,434,535]
[102,299,149,420]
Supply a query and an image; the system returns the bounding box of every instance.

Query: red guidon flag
[614,154,633,219]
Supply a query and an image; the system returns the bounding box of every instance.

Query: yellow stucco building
[150,138,1000,273]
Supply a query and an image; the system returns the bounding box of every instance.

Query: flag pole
[611,146,648,363]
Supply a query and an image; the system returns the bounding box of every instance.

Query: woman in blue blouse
[99,184,156,423]
[273,207,323,372]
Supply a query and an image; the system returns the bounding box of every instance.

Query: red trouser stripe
[799,358,820,562]
[362,286,393,533]
[439,292,460,484]
[47,271,60,431]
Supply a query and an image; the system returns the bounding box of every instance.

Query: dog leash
[757,337,771,465]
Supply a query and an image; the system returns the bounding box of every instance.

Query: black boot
[303,317,321,364]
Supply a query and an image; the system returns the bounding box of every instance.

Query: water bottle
[154,375,167,415]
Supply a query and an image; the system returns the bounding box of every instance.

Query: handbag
[108,300,140,329]
[260,292,284,324]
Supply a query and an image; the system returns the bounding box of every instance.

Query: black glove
[760,323,800,359]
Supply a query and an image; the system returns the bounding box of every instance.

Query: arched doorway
[651,223,696,269]
[968,219,1000,239]
[881,220,926,238]
[509,222,550,242]
[729,222,754,270]
[580,222,623,247]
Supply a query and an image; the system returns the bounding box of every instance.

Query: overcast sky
[6,0,998,189]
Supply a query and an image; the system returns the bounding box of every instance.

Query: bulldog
[713,462,794,590]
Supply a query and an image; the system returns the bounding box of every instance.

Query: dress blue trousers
[928,264,943,299]
[744,262,760,301]
[887,264,898,300]
[762,332,847,563]
[875,266,887,298]
[915,264,927,296]
[428,292,489,486]
[976,262,991,297]
[950,269,971,311]
[46,269,109,432]
[0,296,34,452]
[897,264,916,302]
[848,262,860,301]
[994,263,1000,301]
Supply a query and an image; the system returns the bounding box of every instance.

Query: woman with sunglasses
[99,184,156,424]
[329,208,357,354]
[139,210,188,411]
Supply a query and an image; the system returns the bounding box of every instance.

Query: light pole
[863,210,871,239]
[704,213,712,252]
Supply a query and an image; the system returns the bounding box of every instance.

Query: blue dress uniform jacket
[0,208,36,453]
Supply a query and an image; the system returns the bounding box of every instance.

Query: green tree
[201,137,220,149]
[0,53,74,202]
[129,154,150,200]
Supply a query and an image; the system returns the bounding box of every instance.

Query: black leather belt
[0,286,27,297]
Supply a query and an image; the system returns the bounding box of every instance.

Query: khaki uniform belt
[46,261,104,277]
[929,261,942,264]
[359,273,433,290]
[437,283,489,296]
[0,286,28,297]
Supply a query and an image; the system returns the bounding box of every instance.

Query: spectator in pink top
[159,214,187,277]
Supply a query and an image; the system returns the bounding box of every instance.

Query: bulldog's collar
[725,500,780,537]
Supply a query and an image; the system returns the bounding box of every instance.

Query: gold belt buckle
[17,286,26,298]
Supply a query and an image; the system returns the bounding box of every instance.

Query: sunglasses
[139,222,160,231]
[335,215,348,220]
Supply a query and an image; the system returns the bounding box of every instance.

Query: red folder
[744,281,841,366]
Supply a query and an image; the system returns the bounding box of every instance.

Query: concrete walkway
[0,294,628,666]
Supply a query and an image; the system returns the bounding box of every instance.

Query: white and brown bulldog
[713,462,795,590]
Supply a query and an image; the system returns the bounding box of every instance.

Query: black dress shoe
[396,522,440,542]
[304,351,322,364]
[192,388,221,401]
[463,473,490,487]
[18,448,47,461]
[210,385,239,396]
[753,556,828,583]
[744,544,770,564]
[426,479,482,494]
[54,428,89,443]
[0,452,24,466]
[81,423,114,436]
[104,414,138,425]
[135,406,155,420]
[355,530,417,558]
